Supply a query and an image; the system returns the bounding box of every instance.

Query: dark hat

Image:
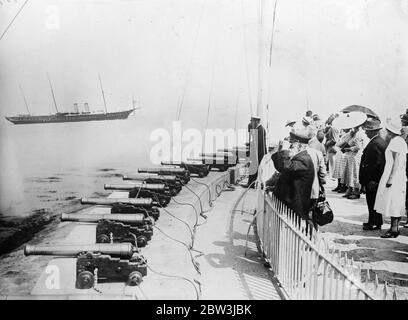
[289,132,310,144]
[305,110,313,117]
[302,116,312,125]
[285,120,296,127]
[312,114,321,121]
[364,118,382,131]
[400,108,408,123]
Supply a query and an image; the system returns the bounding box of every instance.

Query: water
[0,113,158,253]
[1,0,407,254]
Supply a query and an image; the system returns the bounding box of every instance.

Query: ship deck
[0,169,281,300]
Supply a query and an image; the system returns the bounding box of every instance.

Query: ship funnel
[73,103,79,113]
[84,102,90,112]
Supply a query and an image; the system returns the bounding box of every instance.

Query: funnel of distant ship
[5,75,139,124]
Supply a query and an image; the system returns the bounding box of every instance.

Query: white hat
[385,117,402,135]
[332,112,367,130]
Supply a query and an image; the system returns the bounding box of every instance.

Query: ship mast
[256,0,265,119]
[19,84,30,114]
[46,73,59,113]
[98,74,108,114]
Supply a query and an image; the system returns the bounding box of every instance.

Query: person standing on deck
[309,129,327,164]
[257,141,279,189]
[269,132,319,231]
[359,118,387,230]
[324,114,340,179]
[374,118,408,238]
[400,109,408,229]
[247,116,267,188]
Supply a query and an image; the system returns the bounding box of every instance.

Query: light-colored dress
[343,129,365,189]
[374,136,408,217]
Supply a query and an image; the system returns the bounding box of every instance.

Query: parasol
[332,112,367,130]
[340,105,379,119]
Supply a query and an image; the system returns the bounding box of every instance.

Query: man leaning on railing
[265,132,326,231]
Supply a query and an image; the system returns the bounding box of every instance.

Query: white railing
[256,190,400,300]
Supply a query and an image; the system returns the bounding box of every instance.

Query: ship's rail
[256,190,399,300]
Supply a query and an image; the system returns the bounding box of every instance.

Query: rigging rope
[204,8,221,129]
[240,0,253,117]
[0,0,30,42]
[268,0,278,67]
[176,0,207,121]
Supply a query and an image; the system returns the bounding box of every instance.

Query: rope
[176,0,207,120]
[0,0,30,42]
[204,4,221,129]
[268,0,278,66]
[240,0,253,116]
[146,264,201,300]
[152,194,194,240]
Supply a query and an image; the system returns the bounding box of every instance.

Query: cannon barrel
[161,161,183,166]
[138,167,187,174]
[123,173,177,182]
[218,148,248,153]
[104,183,165,191]
[81,197,156,206]
[161,161,209,168]
[61,213,148,225]
[24,243,136,259]
[188,157,231,163]
[199,152,234,157]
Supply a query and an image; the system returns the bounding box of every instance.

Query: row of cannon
[23,148,247,291]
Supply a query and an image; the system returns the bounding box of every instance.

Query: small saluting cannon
[24,243,147,289]
[161,161,210,178]
[81,197,160,220]
[61,213,153,247]
[123,173,182,196]
[137,167,190,184]
[187,152,237,172]
[104,183,172,207]
[218,147,249,158]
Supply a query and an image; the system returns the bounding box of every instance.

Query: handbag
[312,186,334,226]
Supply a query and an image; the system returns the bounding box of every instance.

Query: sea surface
[0,113,159,254]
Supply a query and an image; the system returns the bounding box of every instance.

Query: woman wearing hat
[374,118,408,238]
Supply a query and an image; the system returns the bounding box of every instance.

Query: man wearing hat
[359,118,387,230]
[270,132,326,230]
[247,116,267,188]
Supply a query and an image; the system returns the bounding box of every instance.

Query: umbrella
[332,112,367,130]
[340,105,379,119]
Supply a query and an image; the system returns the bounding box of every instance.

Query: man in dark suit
[359,118,387,230]
[268,133,315,223]
[247,116,267,188]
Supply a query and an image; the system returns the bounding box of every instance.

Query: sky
[0,0,408,140]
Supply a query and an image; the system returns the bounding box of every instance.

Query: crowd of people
[248,108,408,238]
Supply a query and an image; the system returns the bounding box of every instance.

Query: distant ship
[5,108,135,125]
[6,75,139,125]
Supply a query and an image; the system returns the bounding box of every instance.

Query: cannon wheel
[76,270,94,289]
[96,233,110,243]
[198,171,206,178]
[137,236,148,248]
[128,271,143,286]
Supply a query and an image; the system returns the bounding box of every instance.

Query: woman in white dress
[374,118,408,238]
